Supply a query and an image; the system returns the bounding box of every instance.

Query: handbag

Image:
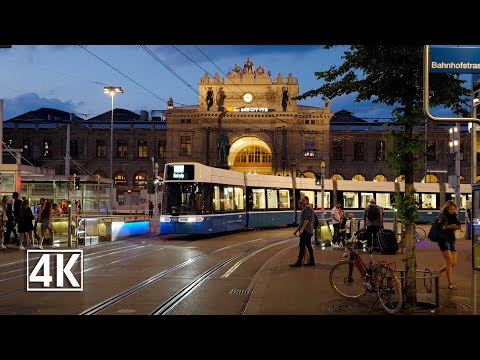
[428,221,447,243]
[454,229,464,240]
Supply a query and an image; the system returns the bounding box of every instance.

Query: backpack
[367,205,380,221]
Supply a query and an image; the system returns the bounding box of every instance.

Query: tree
[295,45,470,309]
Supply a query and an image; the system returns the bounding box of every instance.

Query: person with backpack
[363,198,383,248]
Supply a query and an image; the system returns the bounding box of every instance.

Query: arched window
[332,174,344,180]
[352,174,365,181]
[233,145,272,167]
[460,175,467,184]
[422,174,438,183]
[94,171,108,179]
[395,175,405,183]
[113,171,128,187]
[475,175,480,184]
[374,174,388,182]
[134,171,148,189]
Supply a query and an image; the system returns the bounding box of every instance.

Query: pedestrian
[149,201,154,218]
[466,208,472,240]
[435,200,462,290]
[363,198,383,248]
[17,199,35,250]
[331,203,344,248]
[38,201,53,250]
[290,195,315,267]
[34,198,46,242]
[2,195,17,245]
[0,198,7,250]
[341,213,355,244]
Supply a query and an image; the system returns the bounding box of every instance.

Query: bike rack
[395,268,440,309]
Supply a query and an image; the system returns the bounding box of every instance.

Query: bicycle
[329,246,403,314]
[414,226,427,243]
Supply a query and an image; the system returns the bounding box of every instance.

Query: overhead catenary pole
[0,98,3,164]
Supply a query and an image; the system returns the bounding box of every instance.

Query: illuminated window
[234,146,271,167]
[158,140,166,158]
[376,141,386,160]
[117,140,128,158]
[134,171,148,189]
[180,136,192,156]
[113,171,128,187]
[138,140,148,158]
[332,174,344,180]
[304,137,315,157]
[96,140,106,158]
[352,174,365,181]
[23,139,32,158]
[374,174,388,182]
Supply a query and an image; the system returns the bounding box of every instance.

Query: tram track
[80,235,295,315]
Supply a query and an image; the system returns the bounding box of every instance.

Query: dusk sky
[0,45,471,121]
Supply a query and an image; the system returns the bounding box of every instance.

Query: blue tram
[159,162,471,235]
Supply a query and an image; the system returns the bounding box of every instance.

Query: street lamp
[104,86,123,213]
[152,157,160,233]
[449,125,461,210]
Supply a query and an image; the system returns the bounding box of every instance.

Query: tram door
[471,184,480,271]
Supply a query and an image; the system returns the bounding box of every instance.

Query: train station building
[1,57,475,206]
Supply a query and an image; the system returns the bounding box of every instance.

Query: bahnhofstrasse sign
[430,46,480,74]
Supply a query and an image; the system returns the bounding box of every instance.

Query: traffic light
[75,177,80,190]
[315,173,321,186]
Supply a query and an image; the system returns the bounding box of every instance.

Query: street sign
[430,47,480,74]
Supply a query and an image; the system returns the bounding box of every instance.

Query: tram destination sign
[430,46,480,74]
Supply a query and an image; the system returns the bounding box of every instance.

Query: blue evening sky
[0,45,470,121]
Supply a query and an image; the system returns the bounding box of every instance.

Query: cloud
[2,93,79,120]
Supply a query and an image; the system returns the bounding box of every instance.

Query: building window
[134,171,148,189]
[5,138,13,148]
[117,140,128,158]
[113,171,128,187]
[303,136,315,157]
[376,141,386,160]
[332,140,343,160]
[180,136,192,156]
[180,119,192,124]
[158,140,166,159]
[234,146,271,167]
[23,139,31,158]
[43,139,52,158]
[352,174,365,181]
[353,141,365,161]
[96,140,106,158]
[138,140,148,158]
[426,141,436,161]
[70,139,79,158]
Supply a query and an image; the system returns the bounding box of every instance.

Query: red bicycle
[329,246,403,314]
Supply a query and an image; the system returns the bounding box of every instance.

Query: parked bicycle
[329,246,403,314]
[414,226,427,243]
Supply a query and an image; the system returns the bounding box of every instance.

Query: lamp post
[449,126,461,210]
[152,157,159,233]
[318,161,327,246]
[104,86,123,213]
[471,85,479,316]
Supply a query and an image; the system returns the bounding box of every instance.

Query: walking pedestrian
[435,200,462,290]
[363,198,383,248]
[290,195,315,268]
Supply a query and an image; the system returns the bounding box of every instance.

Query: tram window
[344,192,359,208]
[279,189,290,209]
[316,191,330,209]
[252,188,266,209]
[300,190,315,207]
[223,187,235,211]
[213,186,221,211]
[419,193,436,209]
[360,193,374,208]
[267,189,278,208]
[375,193,391,209]
[234,187,245,210]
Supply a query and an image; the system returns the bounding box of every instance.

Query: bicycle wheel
[373,264,403,314]
[329,262,367,299]
[415,227,427,243]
